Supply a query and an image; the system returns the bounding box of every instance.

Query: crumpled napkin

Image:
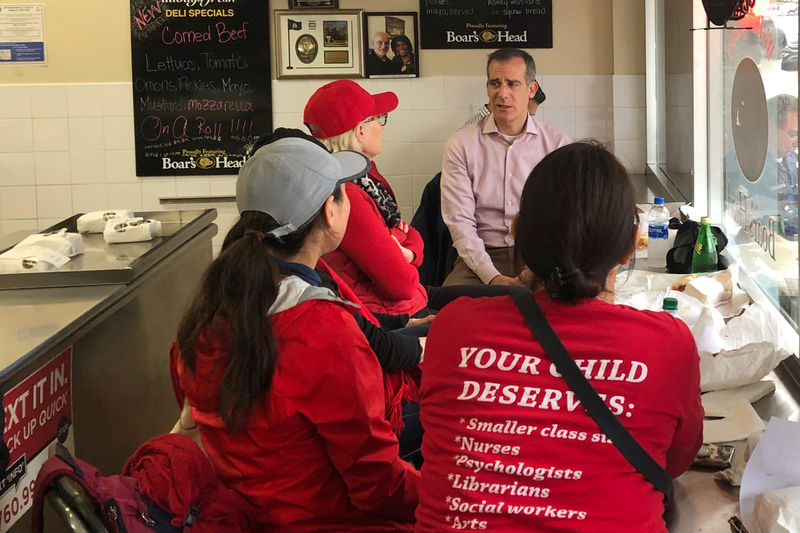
[699,302,793,392]
[103,216,162,244]
[617,267,790,391]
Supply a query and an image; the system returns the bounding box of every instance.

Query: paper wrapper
[77,209,134,233]
[741,418,800,532]
[14,228,84,257]
[0,244,70,273]
[103,217,162,244]
[753,486,800,533]
[616,266,790,392]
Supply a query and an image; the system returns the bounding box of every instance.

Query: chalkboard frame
[129,0,271,177]
[363,12,420,79]
[275,9,364,79]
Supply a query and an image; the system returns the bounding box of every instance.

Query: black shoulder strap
[510,290,673,498]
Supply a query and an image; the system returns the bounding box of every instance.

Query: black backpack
[666,218,728,274]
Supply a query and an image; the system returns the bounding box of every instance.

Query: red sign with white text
[0,347,73,530]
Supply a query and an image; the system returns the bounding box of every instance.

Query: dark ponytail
[516,141,637,304]
[177,211,281,431]
[178,184,345,431]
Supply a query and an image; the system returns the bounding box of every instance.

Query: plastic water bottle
[783,193,798,237]
[647,197,669,269]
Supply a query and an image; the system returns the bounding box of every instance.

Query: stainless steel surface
[668,372,800,533]
[0,284,122,378]
[0,209,216,289]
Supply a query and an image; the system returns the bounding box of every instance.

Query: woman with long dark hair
[173,136,419,531]
[416,142,703,532]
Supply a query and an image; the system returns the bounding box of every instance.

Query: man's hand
[489,274,525,286]
[517,267,535,288]
[407,314,435,327]
[396,220,410,233]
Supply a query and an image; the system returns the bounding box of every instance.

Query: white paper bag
[103,217,162,244]
[0,245,70,273]
[77,210,134,233]
[14,228,84,257]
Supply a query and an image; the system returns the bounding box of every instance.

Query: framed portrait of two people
[363,12,419,78]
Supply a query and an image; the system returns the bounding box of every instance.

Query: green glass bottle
[691,216,718,273]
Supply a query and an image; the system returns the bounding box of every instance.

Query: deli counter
[0,209,216,532]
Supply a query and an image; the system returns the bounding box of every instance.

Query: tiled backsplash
[0,75,645,253]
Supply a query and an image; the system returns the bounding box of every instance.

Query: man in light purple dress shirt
[441,48,571,286]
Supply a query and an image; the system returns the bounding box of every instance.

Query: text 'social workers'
[456,347,647,418]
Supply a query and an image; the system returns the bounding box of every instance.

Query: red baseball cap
[304,80,398,139]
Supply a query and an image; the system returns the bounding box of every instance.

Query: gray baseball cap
[236,137,369,238]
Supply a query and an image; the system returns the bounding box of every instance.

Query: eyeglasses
[362,113,388,127]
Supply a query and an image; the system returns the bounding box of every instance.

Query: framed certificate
[275,10,363,79]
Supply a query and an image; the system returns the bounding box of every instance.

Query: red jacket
[416,292,703,532]
[176,277,420,532]
[324,163,428,316]
[316,259,421,434]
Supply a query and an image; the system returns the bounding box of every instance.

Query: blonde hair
[318,128,363,154]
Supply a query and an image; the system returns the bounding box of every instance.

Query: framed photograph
[289,0,339,8]
[363,12,419,78]
[275,10,363,79]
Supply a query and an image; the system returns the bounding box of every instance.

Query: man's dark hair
[486,48,536,84]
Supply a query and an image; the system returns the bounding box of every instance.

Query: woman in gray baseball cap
[171,133,420,531]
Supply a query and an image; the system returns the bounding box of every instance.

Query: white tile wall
[0,76,647,250]
[35,152,71,185]
[71,184,107,213]
[0,153,36,186]
[0,119,34,153]
[33,118,69,151]
[0,86,31,119]
[1,186,37,219]
[37,185,73,219]
[70,151,106,184]
[611,75,647,173]
[31,85,68,118]
[69,118,105,151]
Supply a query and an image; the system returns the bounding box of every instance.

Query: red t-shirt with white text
[416,292,703,532]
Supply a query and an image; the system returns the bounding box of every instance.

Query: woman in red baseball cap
[304,80,430,321]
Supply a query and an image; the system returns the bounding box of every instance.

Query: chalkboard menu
[130,0,271,176]
[419,0,552,49]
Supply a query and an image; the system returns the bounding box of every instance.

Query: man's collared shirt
[441,114,571,283]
